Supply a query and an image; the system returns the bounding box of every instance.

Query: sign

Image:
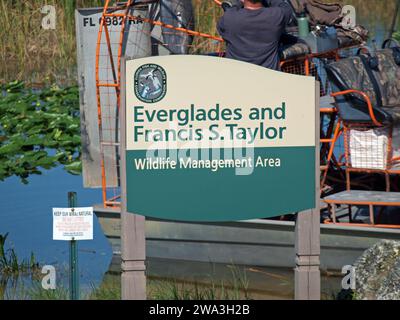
[53,207,94,241]
[123,55,317,222]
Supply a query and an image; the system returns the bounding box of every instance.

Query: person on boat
[217,0,293,70]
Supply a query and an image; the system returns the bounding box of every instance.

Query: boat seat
[324,190,400,227]
[325,48,400,190]
[371,48,400,108]
[280,42,310,60]
[332,95,392,124]
[326,46,400,126]
[279,33,310,60]
[320,95,335,109]
[326,56,393,125]
[324,190,400,205]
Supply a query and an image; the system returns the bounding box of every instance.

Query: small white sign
[53,207,94,241]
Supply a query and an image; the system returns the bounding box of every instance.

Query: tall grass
[191,0,223,54]
[0,0,398,85]
[0,233,39,276]
[0,0,102,86]
[2,270,252,300]
[27,282,70,300]
[90,265,251,300]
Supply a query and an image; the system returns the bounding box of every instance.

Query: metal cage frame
[94,0,363,209]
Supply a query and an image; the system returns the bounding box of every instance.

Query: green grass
[2,265,253,300]
[89,265,252,300]
[2,279,251,301]
[0,0,221,85]
[89,277,121,300]
[149,280,250,300]
[0,0,102,85]
[0,233,39,276]
[27,282,70,300]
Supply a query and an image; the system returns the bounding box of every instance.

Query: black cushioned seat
[333,96,393,124]
[326,55,395,125]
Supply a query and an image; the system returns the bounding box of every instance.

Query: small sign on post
[52,206,94,241]
[53,193,93,300]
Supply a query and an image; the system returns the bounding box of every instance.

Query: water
[347,0,399,42]
[0,167,113,289]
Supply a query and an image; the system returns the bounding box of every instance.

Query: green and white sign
[123,55,317,222]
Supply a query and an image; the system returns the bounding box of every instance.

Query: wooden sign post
[120,56,320,300]
[120,60,147,299]
[295,84,321,300]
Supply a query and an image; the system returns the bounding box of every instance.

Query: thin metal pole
[388,0,400,39]
[68,192,79,300]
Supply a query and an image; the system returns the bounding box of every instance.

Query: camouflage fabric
[328,56,380,108]
[392,123,400,154]
[371,49,400,108]
[280,42,310,60]
[290,0,342,26]
[336,25,369,46]
[383,107,400,125]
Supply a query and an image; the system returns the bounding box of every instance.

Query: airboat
[75,0,400,271]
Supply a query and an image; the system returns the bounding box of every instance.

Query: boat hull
[95,206,400,271]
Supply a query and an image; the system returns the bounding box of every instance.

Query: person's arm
[265,0,294,25]
[217,15,226,38]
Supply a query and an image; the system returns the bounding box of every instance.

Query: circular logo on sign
[134,64,167,103]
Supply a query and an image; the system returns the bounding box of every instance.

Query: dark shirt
[217,0,293,70]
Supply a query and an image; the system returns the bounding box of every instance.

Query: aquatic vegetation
[394,31,400,41]
[88,269,251,300]
[0,233,39,276]
[3,277,251,300]
[149,266,251,300]
[89,278,121,300]
[27,282,69,300]
[1,278,70,300]
[59,266,251,300]
[149,279,251,300]
[0,81,82,183]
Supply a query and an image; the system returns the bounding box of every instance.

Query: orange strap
[331,89,382,127]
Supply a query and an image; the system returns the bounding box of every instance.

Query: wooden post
[121,212,146,300]
[294,209,321,300]
[120,57,147,300]
[294,82,321,300]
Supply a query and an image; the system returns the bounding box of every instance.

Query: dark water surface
[0,167,112,288]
